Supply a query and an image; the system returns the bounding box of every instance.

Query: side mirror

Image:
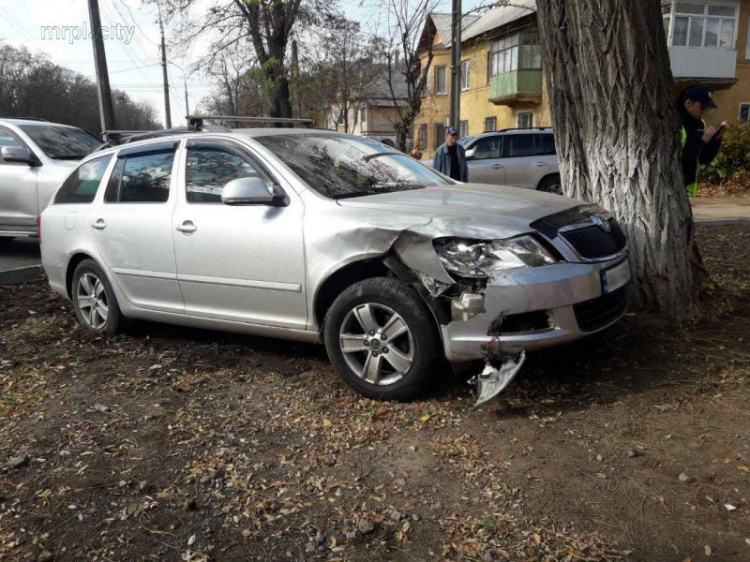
[1,146,35,165]
[221,177,288,206]
[465,148,476,161]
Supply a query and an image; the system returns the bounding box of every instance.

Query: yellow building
[415,0,750,160]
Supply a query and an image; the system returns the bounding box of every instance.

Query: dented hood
[336,184,583,229]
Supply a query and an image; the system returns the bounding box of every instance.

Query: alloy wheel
[339,303,414,386]
[76,272,109,330]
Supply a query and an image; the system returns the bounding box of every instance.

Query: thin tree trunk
[536,0,706,321]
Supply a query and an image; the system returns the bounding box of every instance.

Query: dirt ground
[1,226,749,562]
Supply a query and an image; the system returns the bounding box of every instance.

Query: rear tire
[537,174,563,195]
[324,277,439,401]
[0,237,14,245]
[71,259,123,336]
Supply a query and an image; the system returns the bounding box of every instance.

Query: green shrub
[701,121,750,185]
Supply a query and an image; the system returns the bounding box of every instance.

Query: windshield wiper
[51,155,88,160]
[362,152,403,162]
[332,191,379,200]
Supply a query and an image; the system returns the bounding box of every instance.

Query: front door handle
[176,221,197,234]
[536,162,548,167]
[492,164,504,169]
[91,219,106,230]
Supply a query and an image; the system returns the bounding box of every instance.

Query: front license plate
[601,260,631,295]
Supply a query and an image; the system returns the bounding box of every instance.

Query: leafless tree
[375,0,442,151]
[0,43,158,133]
[161,0,337,119]
[536,0,706,319]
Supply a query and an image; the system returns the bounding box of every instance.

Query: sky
[0,0,485,129]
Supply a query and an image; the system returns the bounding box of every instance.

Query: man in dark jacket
[678,85,729,197]
[433,127,469,182]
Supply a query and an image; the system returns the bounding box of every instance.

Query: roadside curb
[0,265,44,286]
[695,218,750,226]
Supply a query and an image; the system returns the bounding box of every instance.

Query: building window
[484,116,497,132]
[461,60,470,90]
[360,107,367,123]
[460,120,469,137]
[663,1,738,48]
[434,123,446,149]
[740,103,750,123]
[746,17,750,59]
[418,124,428,150]
[435,66,447,95]
[517,112,534,129]
[489,26,541,77]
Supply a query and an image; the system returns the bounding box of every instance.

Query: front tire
[0,237,14,245]
[324,277,439,401]
[71,259,123,336]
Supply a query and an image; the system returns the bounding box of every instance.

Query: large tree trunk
[536,0,707,321]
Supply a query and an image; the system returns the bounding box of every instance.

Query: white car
[0,118,101,243]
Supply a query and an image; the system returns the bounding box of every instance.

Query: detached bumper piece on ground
[471,351,527,409]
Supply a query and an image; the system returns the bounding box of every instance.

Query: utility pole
[87,0,116,136]
[184,76,190,117]
[292,40,301,118]
[157,2,172,129]
[449,0,462,131]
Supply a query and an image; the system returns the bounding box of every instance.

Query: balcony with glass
[488,26,543,106]
[662,0,740,85]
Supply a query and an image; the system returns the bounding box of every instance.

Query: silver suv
[463,128,561,193]
[0,118,101,242]
[41,127,630,401]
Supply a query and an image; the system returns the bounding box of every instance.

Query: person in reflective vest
[677,85,729,198]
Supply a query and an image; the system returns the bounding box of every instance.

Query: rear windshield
[254,133,451,199]
[18,125,101,160]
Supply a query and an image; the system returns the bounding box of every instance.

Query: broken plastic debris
[417,272,451,298]
[471,351,526,410]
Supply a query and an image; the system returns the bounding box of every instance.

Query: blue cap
[447,127,459,136]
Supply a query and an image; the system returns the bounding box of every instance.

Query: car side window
[502,135,536,158]
[185,145,271,203]
[535,134,557,156]
[55,155,112,204]
[471,136,502,160]
[0,128,24,165]
[105,149,175,203]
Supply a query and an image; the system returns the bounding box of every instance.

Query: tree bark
[536,0,706,321]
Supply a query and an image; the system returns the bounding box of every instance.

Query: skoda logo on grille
[590,215,611,233]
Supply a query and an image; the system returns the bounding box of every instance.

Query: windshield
[18,125,101,160]
[458,136,475,147]
[254,133,451,199]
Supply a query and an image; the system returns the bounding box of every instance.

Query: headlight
[434,236,557,279]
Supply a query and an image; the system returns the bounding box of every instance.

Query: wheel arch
[535,172,561,191]
[65,252,105,299]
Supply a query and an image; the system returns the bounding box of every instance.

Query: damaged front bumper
[440,257,630,363]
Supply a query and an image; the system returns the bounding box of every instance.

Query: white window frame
[663,0,739,49]
[739,102,750,123]
[484,116,497,132]
[460,120,469,137]
[517,111,534,129]
[461,60,470,90]
[435,66,447,95]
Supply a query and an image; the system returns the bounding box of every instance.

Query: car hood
[336,183,583,234]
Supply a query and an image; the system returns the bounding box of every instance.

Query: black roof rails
[95,124,231,151]
[495,126,552,133]
[6,117,50,122]
[187,115,314,130]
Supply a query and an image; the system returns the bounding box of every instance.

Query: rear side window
[502,134,536,158]
[536,134,557,156]
[55,155,112,204]
[105,149,175,203]
[471,136,502,160]
[186,145,271,203]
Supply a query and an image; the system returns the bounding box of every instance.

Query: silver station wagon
[41,123,631,403]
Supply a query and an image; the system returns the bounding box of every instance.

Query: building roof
[429,12,482,48]
[462,0,537,41]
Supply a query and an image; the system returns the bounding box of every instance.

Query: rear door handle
[492,164,504,169]
[536,162,548,167]
[91,219,106,230]
[176,221,197,234]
